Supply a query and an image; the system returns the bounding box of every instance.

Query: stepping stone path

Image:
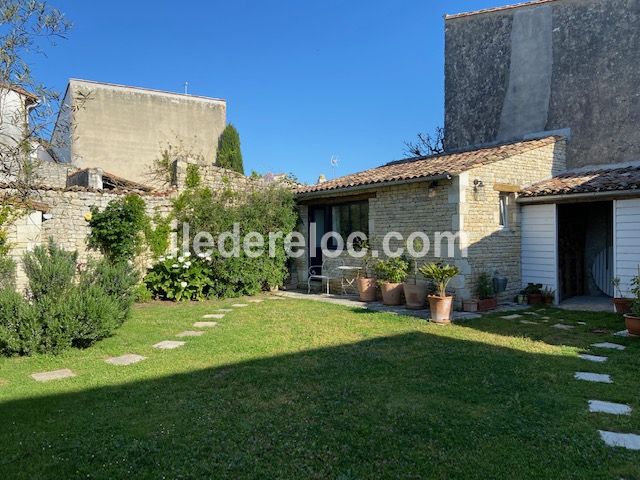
[574,372,613,384]
[598,431,640,450]
[203,314,225,319]
[231,303,249,307]
[193,322,218,328]
[553,323,575,331]
[153,340,185,350]
[588,400,632,415]
[592,342,626,351]
[577,321,587,326]
[176,330,205,337]
[520,320,539,325]
[523,312,539,316]
[501,314,523,320]
[248,299,263,303]
[614,330,636,337]
[579,353,608,363]
[105,354,145,366]
[217,309,233,312]
[31,369,76,382]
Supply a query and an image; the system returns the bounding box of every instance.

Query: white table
[337,266,362,295]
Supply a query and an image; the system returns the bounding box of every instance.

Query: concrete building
[50,79,226,183]
[444,0,640,169]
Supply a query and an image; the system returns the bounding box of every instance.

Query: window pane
[360,201,369,236]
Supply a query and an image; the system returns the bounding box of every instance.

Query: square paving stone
[599,431,640,450]
[579,354,608,363]
[589,400,632,415]
[176,330,205,337]
[592,342,626,351]
[193,322,219,328]
[577,321,587,326]
[523,312,539,316]
[105,354,146,366]
[217,309,233,312]
[31,369,76,382]
[574,372,613,383]
[520,320,539,325]
[203,314,225,319]
[501,314,522,320]
[614,330,637,337]
[231,303,249,307]
[248,299,264,303]
[553,323,575,330]
[153,340,185,350]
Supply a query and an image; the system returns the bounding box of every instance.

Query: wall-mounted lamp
[473,178,484,193]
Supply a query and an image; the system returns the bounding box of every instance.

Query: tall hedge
[216,124,244,174]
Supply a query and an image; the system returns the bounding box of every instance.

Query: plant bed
[478,297,498,312]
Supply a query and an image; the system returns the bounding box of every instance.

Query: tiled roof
[297,136,560,196]
[0,83,38,102]
[520,165,640,198]
[446,0,558,20]
[67,168,154,192]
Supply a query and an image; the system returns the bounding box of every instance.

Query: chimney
[317,174,327,184]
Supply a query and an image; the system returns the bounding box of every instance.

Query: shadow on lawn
[0,332,633,479]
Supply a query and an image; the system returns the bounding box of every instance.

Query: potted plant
[419,262,460,324]
[542,287,556,305]
[403,239,428,310]
[612,277,633,314]
[462,298,479,312]
[476,271,497,312]
[374,257,409,306]
[623,269,640,336]
[525,283,543,305]
[355,240,376,302]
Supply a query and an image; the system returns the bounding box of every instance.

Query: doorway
[557,201,613,301]
[308,206,329,272]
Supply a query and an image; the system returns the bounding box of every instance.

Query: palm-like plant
[419,262,459,298]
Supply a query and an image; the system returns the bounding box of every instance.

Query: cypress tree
[216,124,244,174]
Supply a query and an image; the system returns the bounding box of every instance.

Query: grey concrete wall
[60,80,226,183]
[444,0,640,168]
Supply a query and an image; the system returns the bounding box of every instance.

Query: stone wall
[173,160,258,192]
[444,0,640,168]
[5,187,174,291]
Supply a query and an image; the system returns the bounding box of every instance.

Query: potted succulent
[419,262,460,324]
[374,257,409,306]
[623,269,640,336]
[355,241,376,302]
[476,271,497,312]
[525,283,543,305]
[542,287,556,305]
[612,277,633,314]
[403,239,428,310]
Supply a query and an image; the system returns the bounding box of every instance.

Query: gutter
[517,189,640,204]
[295,174,454,201]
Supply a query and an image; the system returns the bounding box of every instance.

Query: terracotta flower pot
[380,282,403,306]
[624,314,640,336]
[528,293,543,305]
[403,283,428,310]
[428,295,453,324]
[463,299,479,312]
[544,296,554,305]
[357,277,377,303]
[477,298,497,312]
[614,298,633,315]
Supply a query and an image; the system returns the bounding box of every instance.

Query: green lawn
[0,298,638,479]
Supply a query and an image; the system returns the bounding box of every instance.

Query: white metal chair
[308,261,331,295]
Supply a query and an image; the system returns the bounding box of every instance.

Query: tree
[403,126,446,157]
[0,0,72,196]
[216,124,244,174]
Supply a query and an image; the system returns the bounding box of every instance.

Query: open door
[308,206,329,273]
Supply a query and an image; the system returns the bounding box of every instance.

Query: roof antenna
[330,155,339,178]
[184,81,189,94]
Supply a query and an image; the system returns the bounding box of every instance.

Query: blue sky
[33,0,515,184]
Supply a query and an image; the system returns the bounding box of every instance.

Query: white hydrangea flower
[172,263,179,268]
[184,251,191,257]
[180,281,187,288]
[197,252,205,258]
[158,256,166,262]
[178,256,185,263]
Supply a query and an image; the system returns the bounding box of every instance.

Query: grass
[0,297,639,479]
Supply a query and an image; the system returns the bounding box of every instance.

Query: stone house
[295,0,640,305]
[50,79,227,184]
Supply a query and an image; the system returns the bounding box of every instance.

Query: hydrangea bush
[144,252,215,301]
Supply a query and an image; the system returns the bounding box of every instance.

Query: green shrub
[144,213,172,259]
[0,256,16,291]
[133,283,153,303]
[216,124,244,174]
[476,272,495,300]
[144,253,214,301]
[67,284,122,348]
[81,259,138,324]
[0,289,39,356]
[419,262,459,297]
[374,257,409,284]
[22,240,77,300]
[34,295,77,354]
[87,195,148,263]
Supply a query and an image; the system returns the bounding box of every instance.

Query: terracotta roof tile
[520,165,640,198]
[297,136,561,196]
